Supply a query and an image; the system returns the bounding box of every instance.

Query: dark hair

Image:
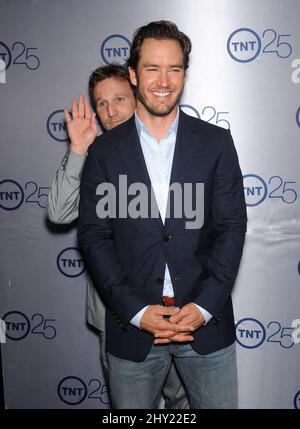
[88,63,131,103]
[127,20,192,71]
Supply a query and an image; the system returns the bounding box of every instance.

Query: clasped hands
[140,303,205,345]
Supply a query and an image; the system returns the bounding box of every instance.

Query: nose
[157,70,169,87]
[107,102,118,118]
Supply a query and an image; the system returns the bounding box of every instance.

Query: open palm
[64,95,98,155]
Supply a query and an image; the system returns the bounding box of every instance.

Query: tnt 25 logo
[0,41,40,71]
[180,104,230,129]
[0,179,49,210]
[227,28,292,63]
[57,247,85,277]
[243,174,297,207]
[2,311,56,341]
[100,34,131,65]
[57,376,109,406]
[236,317,296,349]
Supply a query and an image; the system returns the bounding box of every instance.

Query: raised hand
[64,95,98,155]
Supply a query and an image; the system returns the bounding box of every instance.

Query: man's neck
[136,103,178,141]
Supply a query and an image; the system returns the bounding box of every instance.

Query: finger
[169,313,191,324]
[84,98,91,120]
[64,108,72,122]
[72,98,78,119]
[169,313,184,324]
[154,338,172,345]
[154,330,182,338]
[155,319,181,332]
[154,329,192,339]
[156,322,194,333]
[168,307,191,324]
[156,306,180,317]
[154,334,194,345]
[78,95,84,118]
[90,112,97,131]
[169,334,194,343]
[169,313,193,324]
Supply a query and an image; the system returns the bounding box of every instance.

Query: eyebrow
[95,93,127,103]
[142,64,183,68]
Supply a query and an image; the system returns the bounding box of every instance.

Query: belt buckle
[162,296,175,307]
[162,296,175,319]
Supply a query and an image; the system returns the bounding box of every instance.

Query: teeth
[152,92,170,97]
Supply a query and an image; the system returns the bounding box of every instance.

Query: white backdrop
[0,0,299,409]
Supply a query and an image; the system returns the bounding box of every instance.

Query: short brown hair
[127,20,192,71]
[88,63,132,107]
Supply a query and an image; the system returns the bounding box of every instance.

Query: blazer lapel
[164,110,200,230]
[117,117,164,230]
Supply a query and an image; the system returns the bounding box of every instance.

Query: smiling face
[129,38,185,119]
[93,76,136,131]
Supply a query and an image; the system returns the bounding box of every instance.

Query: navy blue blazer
[78,110,247,361]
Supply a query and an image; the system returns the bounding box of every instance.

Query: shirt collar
[135,108,179,139]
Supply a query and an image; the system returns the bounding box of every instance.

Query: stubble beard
[135,81,183,118]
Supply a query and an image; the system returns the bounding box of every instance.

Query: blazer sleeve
[77,144,149,326]
[193,129,247,320]
[46,149,86,224]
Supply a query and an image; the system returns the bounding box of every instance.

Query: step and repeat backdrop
[0,0,299,409]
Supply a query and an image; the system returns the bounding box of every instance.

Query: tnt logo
[235,318,266,349]
[47,109,69,142]
[57,376,87,405]
[0,41,12,70]
[296,107,300,128]
[180,104,200,119]
[57,247,85,277]
[2,311,30,340]
[100,34,131,65]
[227,28,261,63]
[0,180,24,210]
[294,391,300,409]
[243,174,268,207]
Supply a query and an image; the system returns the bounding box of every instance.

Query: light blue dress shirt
[130,109,212,328]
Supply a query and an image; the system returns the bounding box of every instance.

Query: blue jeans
[107,342,238,409]
[101,331,189,408]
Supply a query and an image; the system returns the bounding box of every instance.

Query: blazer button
[163,234,172,242]
[157,277,164,285]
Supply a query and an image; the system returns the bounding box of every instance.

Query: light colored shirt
[131,109,212,328]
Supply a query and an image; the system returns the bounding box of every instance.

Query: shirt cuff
[194,304,213,325]
[130,306,149,329]
[63,149,86,175]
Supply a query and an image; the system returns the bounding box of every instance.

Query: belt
[162,296,175,307]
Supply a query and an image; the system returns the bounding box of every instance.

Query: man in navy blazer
[78,20,247,409]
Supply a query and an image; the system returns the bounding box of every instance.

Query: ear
[128,67,137,86]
